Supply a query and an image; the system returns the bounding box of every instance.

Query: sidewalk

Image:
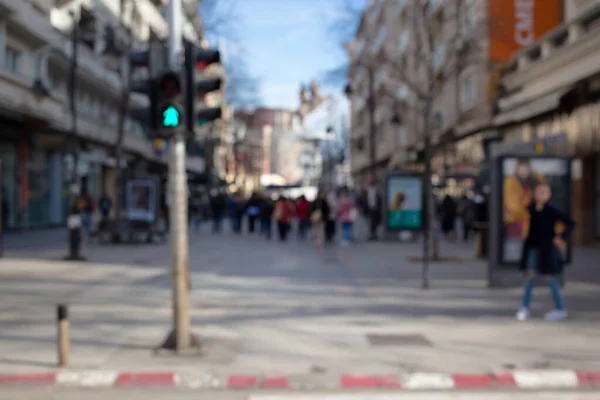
[3,228,68,252]
[0,229,598,386]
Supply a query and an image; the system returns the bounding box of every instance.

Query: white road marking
[402,372,455,390]
[513,370,580,388]
[56,371,118,387]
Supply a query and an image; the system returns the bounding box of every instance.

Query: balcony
[497,3,600,126]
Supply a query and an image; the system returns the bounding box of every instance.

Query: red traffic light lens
[159,73,181,98]
[196,61,207,71]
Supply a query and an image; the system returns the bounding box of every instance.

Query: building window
[398,31,409,53]
[461,0,477,37]
[461,73,476,108]
[5,46,21,73]
[432,44,446,70]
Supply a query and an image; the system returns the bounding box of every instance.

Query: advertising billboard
[489,0,562,62]
[385,173,423,231]
[500,156,571,263]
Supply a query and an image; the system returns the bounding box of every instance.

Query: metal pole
[57,304,70,367]
[367,67,376,180]
[422,94,432,289]
[66,8,83,261]
[167,0,190,352]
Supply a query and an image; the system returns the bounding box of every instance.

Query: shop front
[0,141,18,230]
[499,100,600,246]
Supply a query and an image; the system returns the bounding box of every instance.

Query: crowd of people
[191,186,385,247]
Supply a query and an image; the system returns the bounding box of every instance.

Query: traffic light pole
[65,7,84,261]
[167,0,191,352]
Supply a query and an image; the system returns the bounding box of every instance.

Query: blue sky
[229,0,367,110]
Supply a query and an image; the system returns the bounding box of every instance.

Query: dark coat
[519,203,575,275]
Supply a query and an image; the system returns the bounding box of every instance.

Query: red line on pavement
[379,375,402,388]
[114,373,175,386]
[577,371,600,386]
[227,375,258,389]
[494,372,517,387]
[0,373,56,384]
[262,376,289,388]
[340,375,379,388]
[453,374,494,388]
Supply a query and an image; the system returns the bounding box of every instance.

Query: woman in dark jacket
[516,182,575,321]
[441,195,457,239]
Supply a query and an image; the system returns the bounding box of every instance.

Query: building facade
[346,0,562,184]
[495,0,600,245]
[0,0,209,230]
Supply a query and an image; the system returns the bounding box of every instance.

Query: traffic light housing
[184,42,223,132]
[128,42,167,134]
[155,71,185,136]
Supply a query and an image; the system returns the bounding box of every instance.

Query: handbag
[349,208,358,222]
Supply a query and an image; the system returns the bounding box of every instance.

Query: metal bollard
[57,304,70,367]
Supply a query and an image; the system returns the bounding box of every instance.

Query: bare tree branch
[198,0,241,42]
[320,0,367,86]
[198,0,262,107]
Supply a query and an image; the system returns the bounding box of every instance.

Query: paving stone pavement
[0,226,599,381]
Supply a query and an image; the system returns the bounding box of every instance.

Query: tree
[321,0,367,86]
[198,0,262,107]
[342,0,489,287]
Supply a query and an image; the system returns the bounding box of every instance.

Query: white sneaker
[515,307,530,321]
[544,309,568,321]
[341,240,350,247]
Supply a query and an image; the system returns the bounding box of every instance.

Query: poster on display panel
[500,156,572,264]
[126,179,157,222]
[385,173,424,231]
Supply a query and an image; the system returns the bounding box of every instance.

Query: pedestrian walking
[515,182,575,321]
[458,193,475,241]
[189,194,202,232]
[98,194,112,221]
[210,191,227,233]
[246,192,261,234]
[338,189,357,246]
[274,195,294,241]
[295,195,311,240]
[311,192,329,247]
[259,194,274,239]
[366,177,382,241]
[441,194,457,240]
[325,191,338,244]
[232,192,245,234]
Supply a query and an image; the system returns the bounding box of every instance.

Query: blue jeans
[260,218,272,239]
[212,212,222,233]
[341,222,353,242]
[521,249,564,310]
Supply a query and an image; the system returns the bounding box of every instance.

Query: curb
[0,370,599,390]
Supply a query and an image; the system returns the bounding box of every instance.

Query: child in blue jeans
[516,183,575,321]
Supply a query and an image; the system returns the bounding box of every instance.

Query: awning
[493,87,573,126]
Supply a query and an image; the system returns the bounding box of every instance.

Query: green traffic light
[162,105,180,127]
[198,120,207,127]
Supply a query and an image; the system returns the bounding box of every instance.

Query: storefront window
[0,143,17,229]
[27,149,51,227]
